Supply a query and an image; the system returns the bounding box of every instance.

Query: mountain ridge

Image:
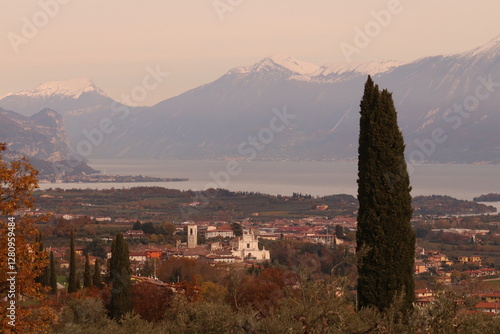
[1,37,500,163]
[0,106,70,161]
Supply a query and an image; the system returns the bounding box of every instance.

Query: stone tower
[187,224,197,248]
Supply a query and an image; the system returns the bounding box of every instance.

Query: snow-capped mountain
[94,37,499,163]
[0,78,111,116]
[370,36,500,163]
[9,78,107,100]
[0,78,127,147]
[2,36,500,163]
[229,55,320,76]
[300,60,405,83]
[227,56,401,82]
[459,34,500,65]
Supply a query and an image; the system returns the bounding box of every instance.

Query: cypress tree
[68,230,78,293]
[35,233,50,286]
[109,233,132,320]
[93,258,102,288]
[84,253,92,288]
[50,251,58,294]
[356,76,415,315]
[75,276,81,291]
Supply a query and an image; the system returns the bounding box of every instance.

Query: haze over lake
[38,159,500,202]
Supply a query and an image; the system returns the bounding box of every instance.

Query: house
[482,293,500,303]
[124,230,145,239]
[129,252,148,263]
[415,262,427,274]
[204,249,237,264]
[476,302,500,313]
[60,259,69,269]
[459,255,482,264]
[414,289,434,305]
[479,268,497,276]
[428,254,452,266]
[88,255,98,265]
[205,226,234,239]
[146,250,163,259]
[258,234,280,241]
[177,246,209,259]
[204,254,236,263]
[307,234,339,245]
[435,272,452,284]
[465,270,482,278]
[469,255,482,264]
[424,261,439,269]
[415,289,434,299]
[95,217,112,222]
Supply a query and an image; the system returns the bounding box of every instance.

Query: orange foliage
[233,268,296,316]
[157,257,221,284]
[177,280,202,302]
[0,143,56,333]
[132,282,174,322]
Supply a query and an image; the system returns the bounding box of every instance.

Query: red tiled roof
[482,293,500,298]
[476,302,500,309]
[415,289,434,294]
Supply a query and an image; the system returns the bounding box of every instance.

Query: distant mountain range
[0,78,126,147]
[0,107,69,161]
[1,36,499,163]
[0,106,97,176]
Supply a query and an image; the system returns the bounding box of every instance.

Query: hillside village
[40,205,500,314]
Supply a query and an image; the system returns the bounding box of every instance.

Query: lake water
[37,159,500,202]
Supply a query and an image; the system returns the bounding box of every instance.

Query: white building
[95,217,112,222]
[230,229,270,261]
[129,252,147,263]
[205,226,234,239]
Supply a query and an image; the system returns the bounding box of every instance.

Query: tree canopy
[0,143,56,332]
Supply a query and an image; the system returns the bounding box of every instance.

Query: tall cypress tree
[75,276,81,291]
[50,251,57,294]
[67,230,78,293]
[93,258,102,288]
[109,233,132,320]
[84,253,92,288]
[35,233,50,286]
[92,258,102,288]
[356,76,415,314]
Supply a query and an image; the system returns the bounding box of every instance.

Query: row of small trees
[66,231,103,293]
[65,230,131,319]
[35,234,58,294]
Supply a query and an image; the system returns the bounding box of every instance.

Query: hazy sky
[1,0,499,105]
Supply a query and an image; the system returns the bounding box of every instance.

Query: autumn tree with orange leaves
[0,143,56,333]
